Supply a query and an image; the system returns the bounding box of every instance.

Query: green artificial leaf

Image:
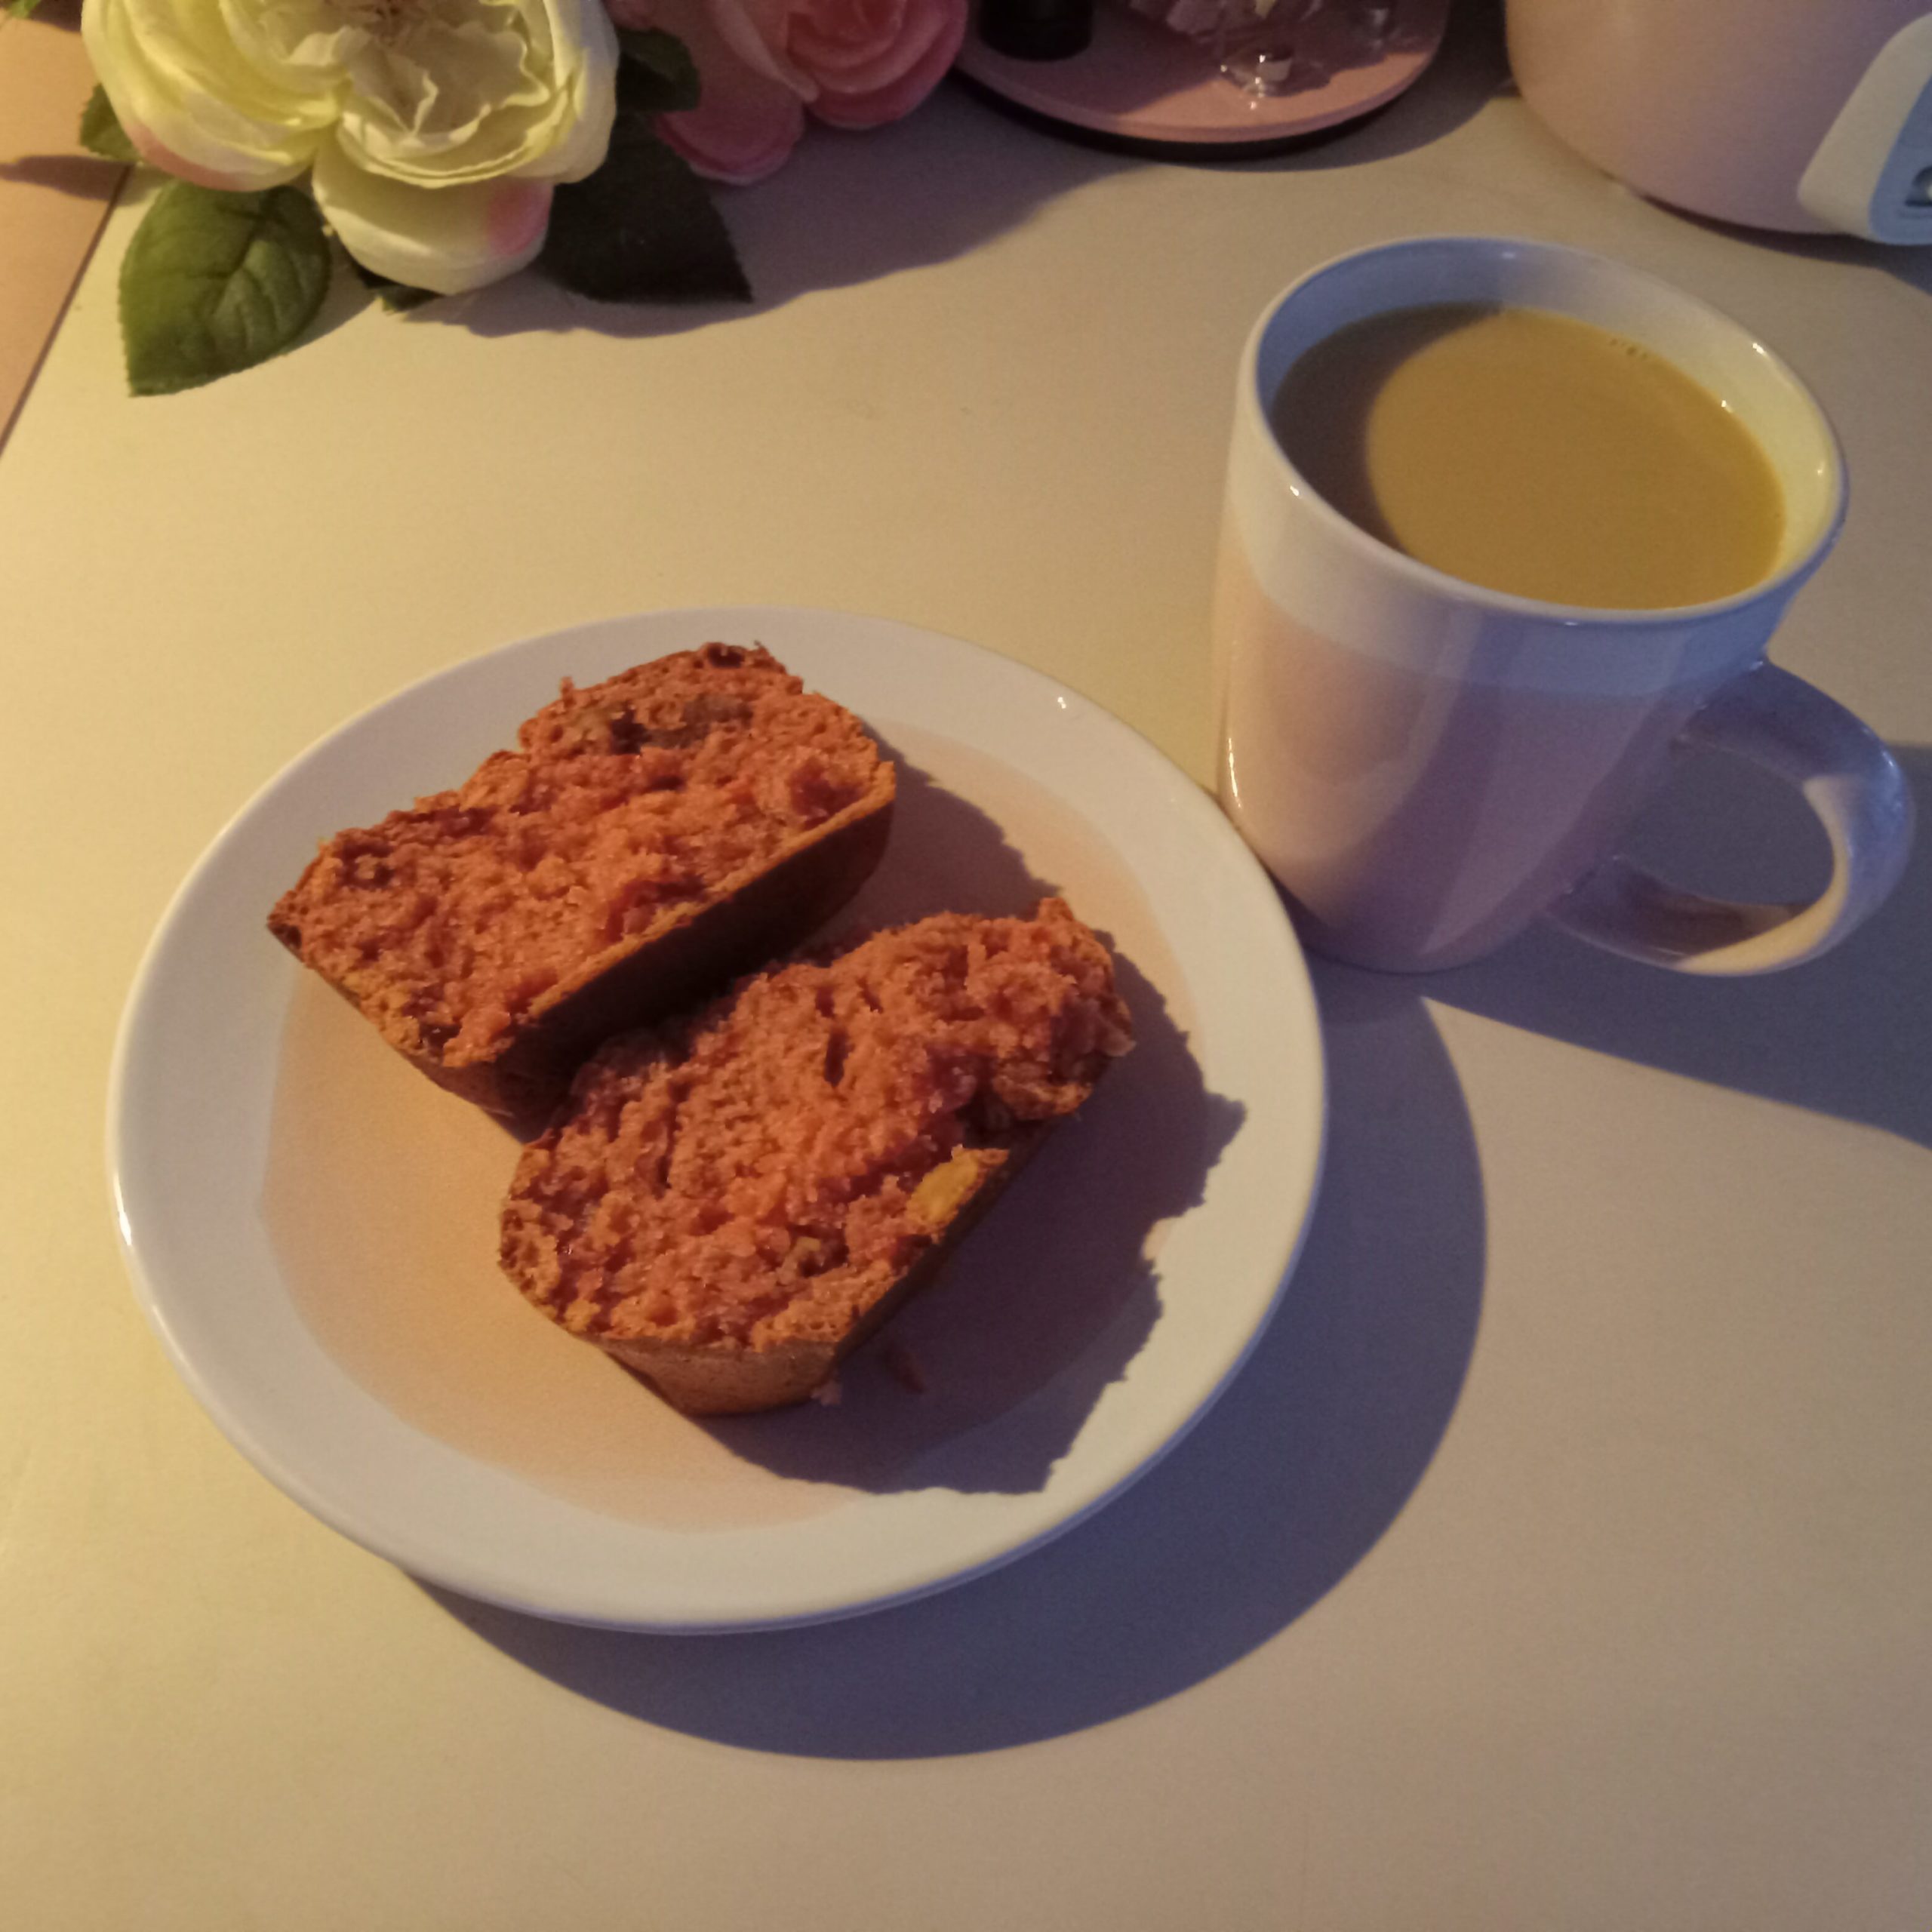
[541,113,749,305]
[78,86,138,165]
[346,254,440,312]
[615,27,701,115]
[118,183,332,395]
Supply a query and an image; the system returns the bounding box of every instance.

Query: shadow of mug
[426,958,1484,1758]
[1428,741,1932,1150]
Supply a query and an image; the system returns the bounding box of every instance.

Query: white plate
[108,608,1325,1632]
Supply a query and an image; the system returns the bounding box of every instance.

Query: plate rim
[106,605,1327,1632]
[952,0,1448,149]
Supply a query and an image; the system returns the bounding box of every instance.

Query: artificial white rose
[83,0,620,293]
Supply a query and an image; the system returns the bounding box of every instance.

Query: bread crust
[267,648,895,1121]
[497,898,1134,1415]
[593,1124,1051,1415]
[274,787,892,1119]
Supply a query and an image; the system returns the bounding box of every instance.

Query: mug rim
[1242,235,1850,630]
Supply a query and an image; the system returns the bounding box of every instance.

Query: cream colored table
[5,8,1931,1927]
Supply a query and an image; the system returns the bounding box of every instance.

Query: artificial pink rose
[605,0,963,183]
[610,0,808,183]
[789,0,968,129]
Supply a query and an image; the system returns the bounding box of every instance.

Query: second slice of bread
[499,900,1135,1414]
[269,644,894,1118]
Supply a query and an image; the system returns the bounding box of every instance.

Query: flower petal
[802,20,941,104]
[311,135,552,294]
[328,0,617,187]
[518,0,621,180]
[807,0,964,127]
[83,0,326,188]
[710,0,817,100]
[646,0,808,183]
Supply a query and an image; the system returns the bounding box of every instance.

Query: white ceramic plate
[108,608,1324,1632]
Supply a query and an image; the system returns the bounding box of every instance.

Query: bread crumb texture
[270,645,884,1069]
[500,900,1134,1355]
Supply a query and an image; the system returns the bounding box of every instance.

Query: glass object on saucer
[1209,0,1400,98]
[1213,0,1321,95]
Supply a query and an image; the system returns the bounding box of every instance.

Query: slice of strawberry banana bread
[499,899,1134,1414]
[269,645,894,1118]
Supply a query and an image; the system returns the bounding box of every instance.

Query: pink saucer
[955,0,1449,156]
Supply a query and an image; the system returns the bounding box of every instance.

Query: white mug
[1214,236,1914,975]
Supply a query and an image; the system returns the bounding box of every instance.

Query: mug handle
[1546,662,1915,975]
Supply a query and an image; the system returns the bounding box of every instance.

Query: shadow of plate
[427,960,1484,1756]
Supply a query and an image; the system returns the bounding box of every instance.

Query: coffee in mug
[1271,303,1784,611]
[1214,238,1912,976]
